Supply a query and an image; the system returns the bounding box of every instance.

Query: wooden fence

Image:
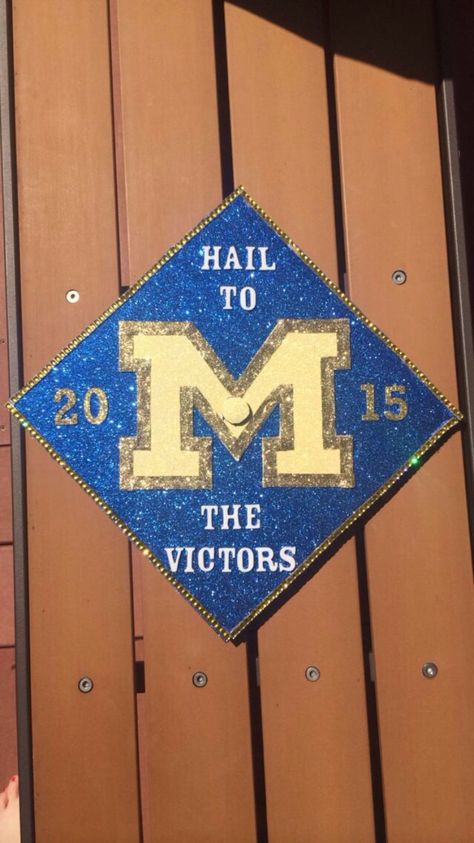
[1,1,473,841]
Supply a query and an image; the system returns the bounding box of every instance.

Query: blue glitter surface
[11,192,459,637]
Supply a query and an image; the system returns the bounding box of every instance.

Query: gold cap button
[222,396,251,425]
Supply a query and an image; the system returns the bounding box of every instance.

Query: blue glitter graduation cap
[8,188,461,640]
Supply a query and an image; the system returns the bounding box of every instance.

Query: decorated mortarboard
[7,187,461,640]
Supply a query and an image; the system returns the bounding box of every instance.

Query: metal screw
[391,269,407,285]
[78,676,94,693]
[192,671,208,688]
[66,289,80,304]
[422,662,438,679]
[305,665,320,682]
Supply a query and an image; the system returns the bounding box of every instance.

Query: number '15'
[360,384,408,421]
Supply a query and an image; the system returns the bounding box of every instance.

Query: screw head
[305,665,320,682]
[78,676,94,693]
[66,289,80,304]
[391,269,407,285]
[422,662,438,679]
[192,671,208,688]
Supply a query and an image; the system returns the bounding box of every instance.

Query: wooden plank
[0,545,14,645]
[0,338,8,442]
[114,0,225,279]
[0,446,12,544]
[12,2,141,840]
[332,2,474,839]
[0,648,18,787]
[131,545,144,640]
[226,1,338,273]
[113,1,257,840]
[0,161,10,446]
[225,3,376,840]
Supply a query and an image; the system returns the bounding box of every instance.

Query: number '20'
[54,387,109,426]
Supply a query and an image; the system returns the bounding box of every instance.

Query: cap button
[222,396,251,425]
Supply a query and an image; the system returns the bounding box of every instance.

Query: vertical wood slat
[0,152,12,570]
[0,648,18,788]
[0,545,14,645]
[12,2,141,840]
[0,162,11,445]
[436,1,474,536]
[225,3,376,840]
[113,1,257,840]
[0,446,13,544]
[332,2,474,840]
[1,0,34,834]
[0,83,16,796]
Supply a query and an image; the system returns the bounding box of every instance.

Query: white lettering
[201,504,219,530]
[223,246,242,270]
[164,543,296,574]
[201,245,276,271]
[165,547,184,573]
[237,547,254,572]
[218,547,235,573]
[202,245,221,270]
[256,546,278,572]
[201,502,262,531]
[184,547,195,573]
[246,246,255,270]
[219,285,237,309]
[279,546,296,572]
[221,504,241,530]
[240,287,256,311]
[245,504,261,529]
[258,246,276,271]
[197,546,215,572]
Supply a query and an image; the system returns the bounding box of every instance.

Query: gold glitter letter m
[119,319,353,490]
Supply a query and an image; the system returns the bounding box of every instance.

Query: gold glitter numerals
[360,383,408,421]
[54,387,109,426]
[54,388,77,425]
